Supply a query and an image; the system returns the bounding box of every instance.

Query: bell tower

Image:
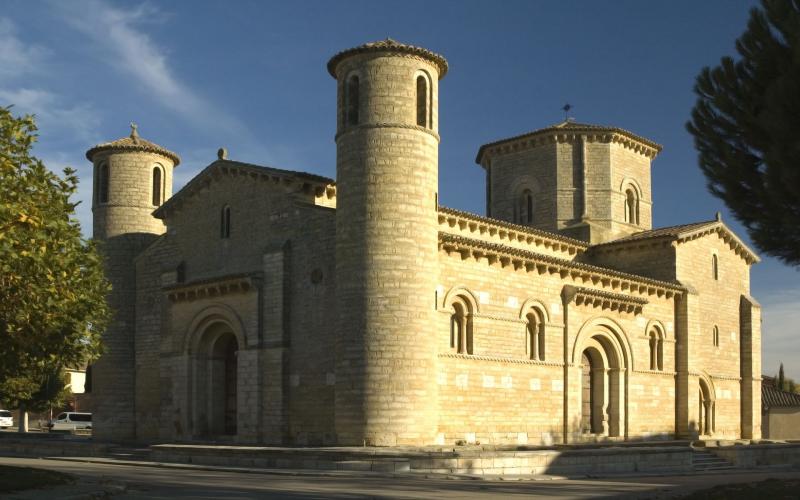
[329,39,447,445]
[86,124,179,440]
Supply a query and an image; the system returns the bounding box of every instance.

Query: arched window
[346,75,359,126]
[649,329,664,371]
[712,325,720,347]
[416,75,428,128]
[220,205,231,239]
[450,297,473,355]
[624,188,639,225]
[516,189,534,225]
[98,162,109,203]
[152,165,163,206]
[712,254,719,280]
[525,308,545,361]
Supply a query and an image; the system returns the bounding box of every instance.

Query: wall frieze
[164,272,262,303]
[439,232,683,299]
[335,122,440,142]
[438,352,564,367]
[563,285,648,315]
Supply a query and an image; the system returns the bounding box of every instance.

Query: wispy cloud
[51,0,257,144]
[0,87,100,144]
[0,18,48,80]
[0,17,102,143]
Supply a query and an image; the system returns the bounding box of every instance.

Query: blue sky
[3,0,799,379]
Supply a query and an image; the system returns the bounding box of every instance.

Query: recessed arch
[618,177,643,197]
[183,304,247,439]
[345,72,360,127]
[509,176,541,225]
[572,318,631,438]
[441,285,481,314]
[183,303,247,355]
[152,163,164,206]
[571,315,633,371]
[97,162,109,203]
[518,298,550,323]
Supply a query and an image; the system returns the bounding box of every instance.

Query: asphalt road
[1,456,799,499]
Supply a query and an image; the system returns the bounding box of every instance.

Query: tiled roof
[437,205,589,249]
[86,125,181,166]
[589,217,760,264]
[596,220,719,245]
[762,383,800,409]
[475,120,662,164]
[327,38,448,79]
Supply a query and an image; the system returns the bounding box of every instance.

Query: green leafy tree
[687,0,800,265]
[0,106,110,416]
[779,362,786,389]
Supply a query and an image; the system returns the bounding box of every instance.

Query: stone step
[690,450,735,472]
[334,459,410,473]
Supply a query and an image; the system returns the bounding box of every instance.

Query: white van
[0,410,12,428]
[49,412,92,431]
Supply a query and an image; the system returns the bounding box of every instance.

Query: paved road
[1,456,798,499]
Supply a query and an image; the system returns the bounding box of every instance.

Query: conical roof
[327,38,448,79]
[86,123,181,166]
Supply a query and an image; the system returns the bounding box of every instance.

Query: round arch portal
[185,306,246,439]
[573,317,632,440]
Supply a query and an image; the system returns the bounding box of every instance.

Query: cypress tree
[687,0,800,265]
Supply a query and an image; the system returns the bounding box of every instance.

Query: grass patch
[681,478,800,499]
[0,465,74,493]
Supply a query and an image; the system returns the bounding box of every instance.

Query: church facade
[86,40,762,446]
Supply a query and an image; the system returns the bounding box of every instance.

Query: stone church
[87,39,762,446]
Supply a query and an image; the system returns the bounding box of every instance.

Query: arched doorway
[581,352,596,433]
[579,341,617,436]
[573,321,630,440]
[190,322,240,439]
[698,378,715,436]
[213,333,238,436]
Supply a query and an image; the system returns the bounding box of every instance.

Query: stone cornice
[164,272,262,303]
[439,233,684,299]
[335,122,440,142]
[328,38,448,79]
[154,160,335,220]
[476,123,661,166]
[675,223,760,264]
[589,221,760,265]
[438,206,588,255]
[438,352,564,367]
[563,285,648,315]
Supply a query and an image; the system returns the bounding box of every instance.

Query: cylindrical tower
[328,39,448,446]
[86,124,179,440]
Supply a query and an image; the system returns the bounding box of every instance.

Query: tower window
[220,205,231,239]
[712,325,720,347]
[516,189,534,225]
[450,297,473,355]
[624,188,639,225]
[712,254,719,280]
[346,75,359,126]
[98,162,109,203]
[152,166,163,206]
[649,328,664,371]
[416,75,428,128]
[525,308,545,361]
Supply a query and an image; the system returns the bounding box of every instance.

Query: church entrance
[577,332,626,439]
[580,346,608,435]
[209,332,238,436]
[698,379,714,436]
[189,320,241,440]
[581,352,595,433]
